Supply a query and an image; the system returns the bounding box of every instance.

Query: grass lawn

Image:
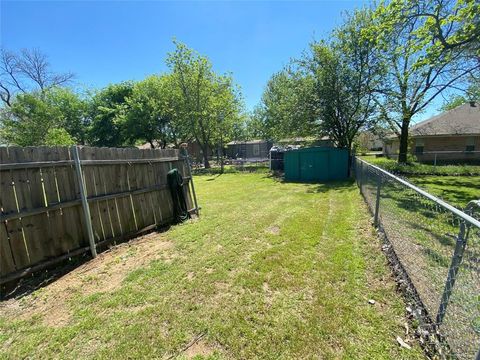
[0,173,424,359]
[408,175,480,209]
[360,156,480,209]
[360,155,480,176]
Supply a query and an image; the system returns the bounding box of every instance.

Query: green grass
[360,156,479,208]
[408,175,480,209]
[360,155,480,176]
[0,173,424,359]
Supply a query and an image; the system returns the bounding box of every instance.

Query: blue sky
[2,0,440,120]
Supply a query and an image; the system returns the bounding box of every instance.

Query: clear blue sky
[1,0,439,120]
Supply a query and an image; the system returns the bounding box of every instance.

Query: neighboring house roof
[410,101,480,137]
[226,140,267,145]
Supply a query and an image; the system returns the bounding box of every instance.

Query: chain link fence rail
[354,157,480,359]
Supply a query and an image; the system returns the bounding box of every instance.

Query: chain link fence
[354,157,480,359]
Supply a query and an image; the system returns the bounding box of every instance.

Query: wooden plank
[55,147,84,251]
[125,148,145,229]
[96,148,119,241]
[0,147,31,269]
[103,148,124,239]
[92,148,114,241]
[41,147,71,256]
[116,148,137,234]
[0,223,15,276]
[137,149,155,227]
[145,149,161,226]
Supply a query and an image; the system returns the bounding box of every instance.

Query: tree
[45,87,89,144]
[371,0,480,163]
[125,75,179,148]
[306,8,382,152]
[440,76,480,111]
[44,128,75,146]
[0,48,74,107]
[87,82,133,147]
[409,0,480,56]
[257,8,381,152]
[166,41,242,168]
[0,88,87,146]
[258,69,316,141]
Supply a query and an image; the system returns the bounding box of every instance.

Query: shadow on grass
[265,174,356,193]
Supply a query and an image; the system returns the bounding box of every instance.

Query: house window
[415,138,425,154]
[466,137,475,152]
[253,144,260,156]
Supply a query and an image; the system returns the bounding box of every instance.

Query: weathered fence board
[0,146,196,284]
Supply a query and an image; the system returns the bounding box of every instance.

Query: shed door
[300,151,328,181]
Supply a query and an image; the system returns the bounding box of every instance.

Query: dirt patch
[0,232,173,328]
[184,338,215,359]
[266,225,280,235]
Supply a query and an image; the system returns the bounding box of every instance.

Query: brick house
[384,101,480,163]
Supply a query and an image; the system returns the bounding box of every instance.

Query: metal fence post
[72,145,97,258]
[359,160,363,191]
[436,221,468,325]
[374,174,381,227]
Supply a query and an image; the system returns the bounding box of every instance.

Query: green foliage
[125,74,182,148]
[0,88,86,146]
[44,127,75,146]
[361,155,480,176]
[166,40,243,167]
[440,76,480,111]
[258,8,382,149]
[370,0,480,163]
[86,82,134,147]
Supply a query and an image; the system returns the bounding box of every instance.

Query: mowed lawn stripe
[0,173,424,359]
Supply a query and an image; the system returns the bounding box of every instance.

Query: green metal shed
[284,147,349,182]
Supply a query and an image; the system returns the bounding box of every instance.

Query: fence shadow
[1,224,172,301]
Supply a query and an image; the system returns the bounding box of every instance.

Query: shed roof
[410,101,480,137]
[226,140,268,145]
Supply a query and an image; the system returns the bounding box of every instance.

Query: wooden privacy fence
[0,146,198,284]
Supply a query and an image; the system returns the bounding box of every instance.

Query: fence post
[72,145,97,258]
[374,174,381,227]
[359,160,364,191]
[180,144,199,216]
[436,221,468,325]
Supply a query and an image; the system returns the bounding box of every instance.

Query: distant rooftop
[226,139,268,145]
[411,101,480,137]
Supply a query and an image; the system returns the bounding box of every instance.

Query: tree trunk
[398,118,410,164]
[202,144,210,168]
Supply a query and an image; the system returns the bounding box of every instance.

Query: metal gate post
[374,174,381,227]
[72,145,97,258]
[436,221,468,325]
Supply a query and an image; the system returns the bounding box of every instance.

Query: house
[384,101,480,163]
[137,140,213,163]
[226,140,273,159]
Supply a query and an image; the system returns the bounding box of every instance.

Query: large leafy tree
[258,69,316,141]
[125,74,184,148]
[0,87,86,146]
[258,8,382,151]
[307,8,382,151]
[166,41,242,168]
[371,0,480,163]
[87,82,133,147]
